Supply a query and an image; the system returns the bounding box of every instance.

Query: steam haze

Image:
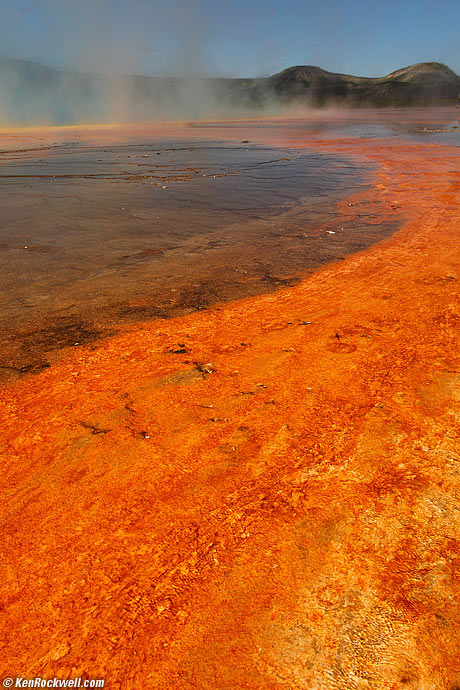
[1,0,460,125]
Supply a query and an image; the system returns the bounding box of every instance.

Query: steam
[0,0,282,126]
[1,1,458,127]
[0,57,285,126]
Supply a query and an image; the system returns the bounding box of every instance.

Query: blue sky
[2,0,460,77]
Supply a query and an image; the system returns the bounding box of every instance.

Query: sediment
[1,129,460,688]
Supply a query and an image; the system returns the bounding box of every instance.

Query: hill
[266,62,460,106]
[0,57,459,124]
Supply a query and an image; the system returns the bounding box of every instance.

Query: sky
[1,0,460,78]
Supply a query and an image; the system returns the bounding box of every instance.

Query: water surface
[0,124,408,381]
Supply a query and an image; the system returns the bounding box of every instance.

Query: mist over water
[0,57,288,125]
[0,0,284,126]
[1,0,459,126]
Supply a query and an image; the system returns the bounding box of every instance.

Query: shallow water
[191,107,460,142]
[0,127,406,381]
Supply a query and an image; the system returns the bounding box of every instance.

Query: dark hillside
[1,57,459,124]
